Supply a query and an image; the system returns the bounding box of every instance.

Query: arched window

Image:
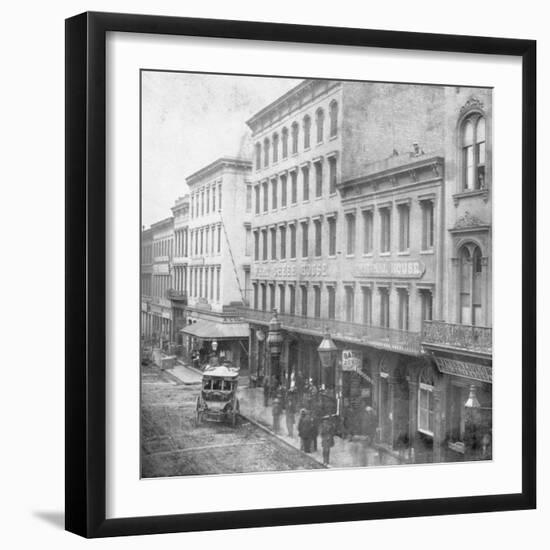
[255,142,261,170]
[272,133,279,163]
[461,114,486,191]
[316,108,324,143]
[263,138,270,168]
[459,243,484,326]
[291,122,299,154]
[329,100,338,137]
[281,127,289,159]
[303,115,311,149]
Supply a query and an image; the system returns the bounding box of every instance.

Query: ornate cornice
[449,211,491,233]
[460,96,485,117]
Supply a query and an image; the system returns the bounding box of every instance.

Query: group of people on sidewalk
[264,377,377,467]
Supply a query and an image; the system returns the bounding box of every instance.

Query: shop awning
[180,320,250,341]
[434,356,492,383]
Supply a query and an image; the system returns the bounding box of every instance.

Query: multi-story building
[146,216,174,345]
[238,79,492,464]
[140,227,154,341]
[181,157,253,369]
[169,195,190,346]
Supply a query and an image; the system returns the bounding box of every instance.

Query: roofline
[186,157,252,186]
[150,216,174,230]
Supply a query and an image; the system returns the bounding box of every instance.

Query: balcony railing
[166,289,188,301]
[422,320,492,355]
[235,307,422,356]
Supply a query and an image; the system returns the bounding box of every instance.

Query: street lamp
[464,384,481,461]
[317,330,339,415]
[267,309,283,384]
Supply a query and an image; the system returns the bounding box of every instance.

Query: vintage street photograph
[140,71,493,478]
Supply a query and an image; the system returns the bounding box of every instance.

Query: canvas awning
[433,356,492,383]
[180,320,250,341]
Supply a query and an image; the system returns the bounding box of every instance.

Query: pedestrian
[285,388,297,437]
[320,416,335,466]
[298,409,312,452]
[272,395,282,434]
[364,406,378,446]
[310,397,321,452]
[263,376,270,408]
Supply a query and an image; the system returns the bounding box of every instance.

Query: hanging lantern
[318,330,337,369]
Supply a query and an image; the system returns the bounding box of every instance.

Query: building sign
[342,349,363,372]
[434,356,492,383]
[252,261,331,280]
[353,260,426,279]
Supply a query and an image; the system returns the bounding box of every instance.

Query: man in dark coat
[297,409,313,452]
[320,416,335,465]
[285,388,297,437]
[263,376,270,407]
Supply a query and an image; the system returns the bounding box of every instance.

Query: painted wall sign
[252,261,330,280]
[353,260,426,279]
[434,356,492,383]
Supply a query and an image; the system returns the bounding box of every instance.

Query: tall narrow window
[218,183,222,211]
[329,100,338,137]
[291,122,299,154]
[418,369,435,436]
[272,133,279,163]
[459,244,485,326]
[314,218,322,257]
[328,157,337,194]
[262,229,267,261]
[462,114,486,190]
[327,286,336,320]
[363,210,373,254]
[261,283,267,311]
[270,227,277,260]
[302,165,310,201]
[316,108,324,143]
[301,221,309,258]
[314,286,321,318]
[362,286,372,325]
[254,185,260,214]
[315,160,323,197]
[282,127,289,159]
[421,200,434,250]
[301,285,308,317]
[205,227,209,255]
[246,184,252,212]
[206,188,210,214]
[290,224,296,259]
[420,289,433,323]
[212,186,216,212]
[398,288,409,330]
[271,178,278,210]
[345,286,355,322]
[262,181,268,212]
[379,288,390,328]
[289,285,296,315]
[269,283,276,310]
[279,284,286,314]
[346,212,356,255]
[201,189,205,216]
[291,170,297,204]
[280,225,286,260]
[253,283,258,310]
[281,174,287,207]
[303,115,311,149]
[328,216,337,256]
[217,225,221,253]
[398,203,410,252]
[212,225,216,253]
[254,231,259,261]
[380,207,391,253]
[263,138,270,168]
[255,142,261,170]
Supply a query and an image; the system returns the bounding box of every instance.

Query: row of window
[189,182,223,219]
[255,100,339,170]
[189,224,223,256]
[252,281,433,329]
[254,155,338,214]
[188,265,222,302]
[142,243,153,264]
[151,274,171,300]
[153,237,173,259]
[252,201,434,262]
[173,228,189,258]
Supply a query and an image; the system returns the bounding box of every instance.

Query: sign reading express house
[353,260,426,279]
[252,262,331,280]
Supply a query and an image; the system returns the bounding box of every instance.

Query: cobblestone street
[141,363,324,477]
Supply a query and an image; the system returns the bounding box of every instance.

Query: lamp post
[267,309,283,385]
[317,330,339,414]
[464,384,481,461]
[211,339,219,365]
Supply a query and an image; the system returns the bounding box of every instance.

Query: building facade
[140,227,154,341]
[238,79,492,464]
[181,157,253,369]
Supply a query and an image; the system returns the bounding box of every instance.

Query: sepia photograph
[140,71,493,479]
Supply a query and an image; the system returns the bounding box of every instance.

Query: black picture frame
[65,11,536,538]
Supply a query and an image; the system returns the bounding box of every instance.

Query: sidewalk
[237,385,383,469]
